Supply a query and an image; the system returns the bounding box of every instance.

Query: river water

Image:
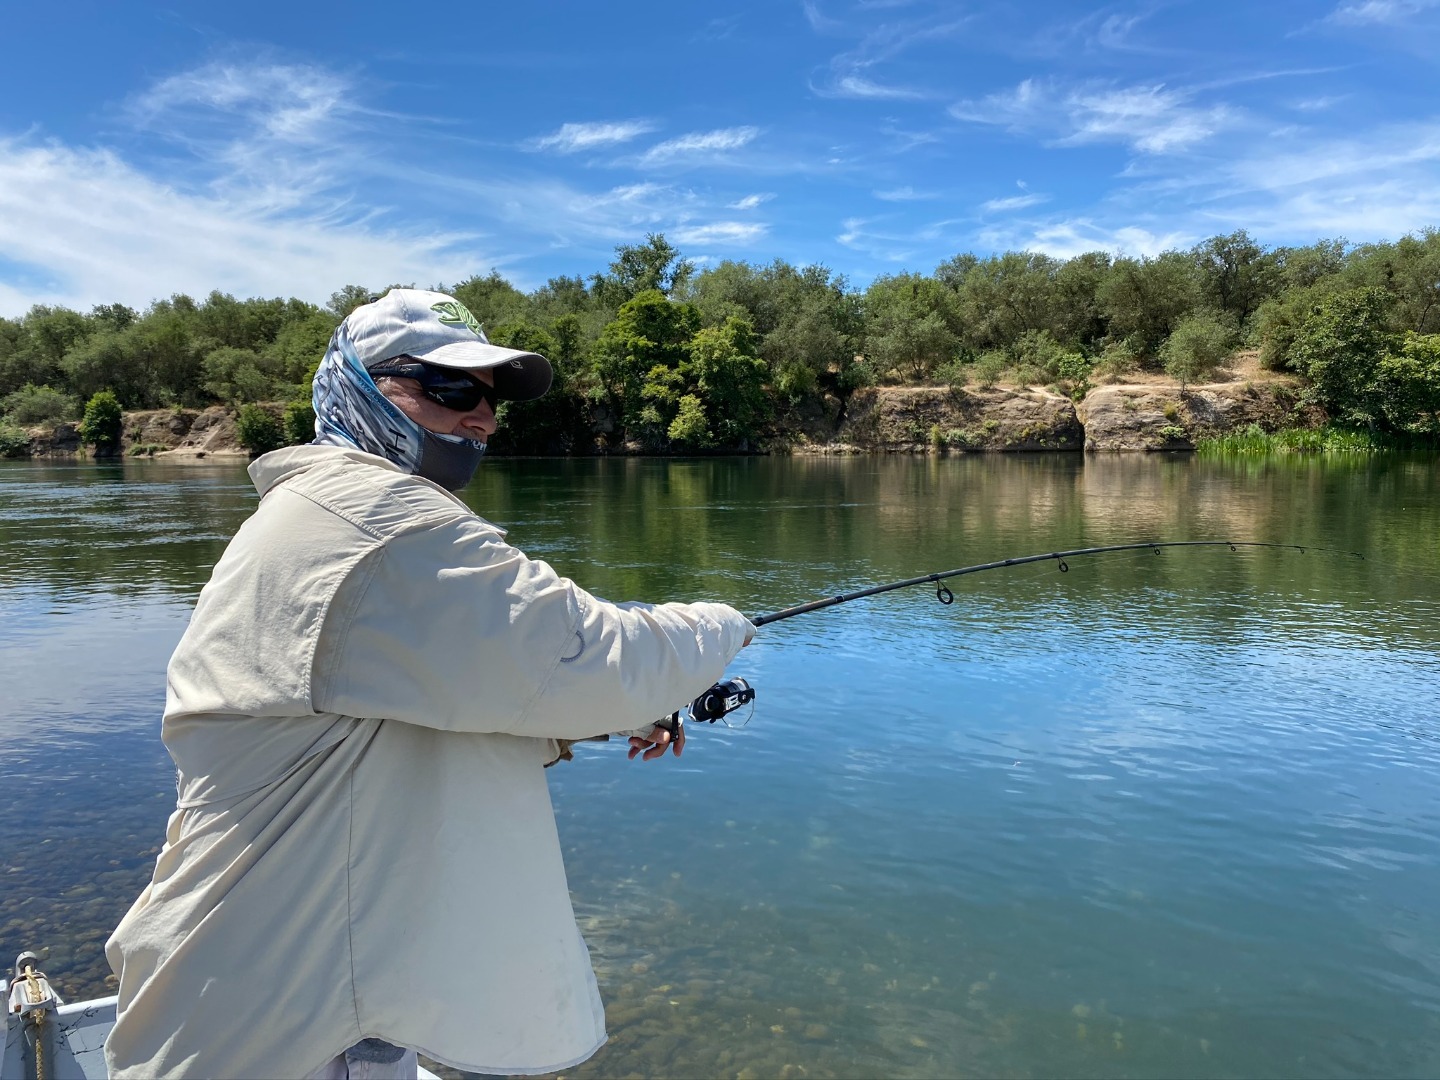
[1,453,1438,1079]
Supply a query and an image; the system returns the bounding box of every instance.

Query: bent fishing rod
[666,540,1364,731]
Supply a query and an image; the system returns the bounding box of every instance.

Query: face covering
[312,325,487,491]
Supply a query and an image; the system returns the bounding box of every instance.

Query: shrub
[1158,424,1188,441]
[972,351,1007,388]
[0,423,30,458]
[1375,332,1440,433]
[236,404,285,455]
[78,390,123,448]
[283,399,316,445]
[2,383,76,424]
[667,394,712,448]
[1289,287,1399,428]
[1160,313,1233,392]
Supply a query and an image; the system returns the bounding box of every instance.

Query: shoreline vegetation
[2,230,1438,460]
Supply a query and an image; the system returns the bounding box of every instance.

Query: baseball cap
[343,288,552,401]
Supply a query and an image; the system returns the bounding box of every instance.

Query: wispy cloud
[0,137,484,314]
[826,74,928,100]
[874,185,935,201]
[728,193,775,209]
[528,119,658,153]
[982,192,1050,212]
[1326,0,1439,25]
[671,221,768,245]
[640,126,759,164]
[951,78,1236,154]
[807,6,967,101]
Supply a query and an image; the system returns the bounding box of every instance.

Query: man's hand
[628,721,685,761]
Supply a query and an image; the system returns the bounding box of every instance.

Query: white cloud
[0,138,483,316]
[640,127,760,164]
[132,61,353,145]
[873,186,935,201]
[826,74,927,100]
[670,221,768,245]
[527,119,658,153]
[951,78,1235,154]
[982,193,1050,212]
[1327,0,1439,25]
[728,193,774,210]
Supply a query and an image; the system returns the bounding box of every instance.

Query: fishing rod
[668,540,1364,731]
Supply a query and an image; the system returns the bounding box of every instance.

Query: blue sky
[2,0,1438,315]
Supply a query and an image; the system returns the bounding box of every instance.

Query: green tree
[686,316,770,446]
[327,286,376,320]
[1,383,76,424]
[79,390,123,451]
[1375,332,1440,433]
[1191,230,1279,330]
[236,404,285,455]
[667,394,711,448]
[1097,252,1202,360]
[592,234,694,308]
[283,398,316,445]
[864,274,961,381]
[202,346,287,403]
[1289,287,1400,427]
[951,251,1057,352]
[1160,313,1234,393]
[450,272,531,332]
[593,290,701,436]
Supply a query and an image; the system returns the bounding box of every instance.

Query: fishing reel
[655,678,756,740]
[689,677,756,725]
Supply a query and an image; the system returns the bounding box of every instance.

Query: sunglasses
[367,358,500,413]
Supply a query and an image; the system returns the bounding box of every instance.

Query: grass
[1196,423,1439,456]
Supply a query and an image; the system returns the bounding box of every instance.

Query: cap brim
[415,340,553,401]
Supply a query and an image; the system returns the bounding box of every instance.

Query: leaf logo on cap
[431,300,485,338]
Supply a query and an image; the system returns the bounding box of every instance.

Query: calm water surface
[1,454,1438,1079]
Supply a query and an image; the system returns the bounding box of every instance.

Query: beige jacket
[104,445,753,1079]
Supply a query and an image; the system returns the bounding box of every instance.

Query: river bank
[15,355,1315,460]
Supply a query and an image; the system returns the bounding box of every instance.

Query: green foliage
[594,290,701,435]
[1196,422,1421,455]
[863,273,962,381]
[1191,230,1279,329]
[450,272,531,332]
[327,286,375,320]
[592,234,694,308]
[667,394,712,448]
[972,351,1007,389]
[283,399,316,445]
[1161,312,1234,391]
[685,316,769,446]
[0,422,30,457]
[78,390,123,448]
[1375,332,1440,433]
[236,404,285,456]
[202,346,288,404]
[1098,252,1201,360]
[1289,287,1400,428]
[1,383,76,424]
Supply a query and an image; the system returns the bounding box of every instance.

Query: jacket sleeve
[313,514,753,739]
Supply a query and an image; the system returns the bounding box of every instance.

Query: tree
[1289,287,1399,428]
[591,234,694,308]
[328,286,375,320]
[1097,252,1202,360]
[1191,230,1279,330]
[1375,332,1440,433]
[951,252,1057,352]
[236,404,285,455]
[450,272,531,332]
[593,290,701,435]
[1160,313,1234,393]
[863,274,961,381]
[203,346,287,404]
[79,390,123,451]
[686,317,769,446]
[1,383,76,424]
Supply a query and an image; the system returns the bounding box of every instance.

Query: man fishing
[104,289,754,1079]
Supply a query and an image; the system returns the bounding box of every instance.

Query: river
[1,453,1438,1079]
